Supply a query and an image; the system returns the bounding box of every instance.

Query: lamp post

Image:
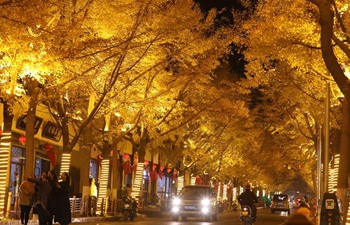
[323,82,330,195]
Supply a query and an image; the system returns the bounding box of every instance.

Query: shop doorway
[9,146,25,206]
[34,157,51,179]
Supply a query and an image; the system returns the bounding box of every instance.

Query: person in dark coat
[47,170,59,225]
[238,184,259,223]
[55,172,72,225]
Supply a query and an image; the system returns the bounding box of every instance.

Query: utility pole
[317,125,322,201]
[323,82,330,194]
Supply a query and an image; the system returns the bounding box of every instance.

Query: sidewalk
[0,206,162,224]
[0,215,121,225]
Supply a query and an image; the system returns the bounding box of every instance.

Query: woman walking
[19,176,35,225]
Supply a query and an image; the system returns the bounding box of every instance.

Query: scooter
[121,197,137,221]
[240,205,254,225]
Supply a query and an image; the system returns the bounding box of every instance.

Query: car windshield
[273,195,288,201]
[180,186,211,197]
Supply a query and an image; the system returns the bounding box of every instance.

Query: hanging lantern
[19,136,26,144]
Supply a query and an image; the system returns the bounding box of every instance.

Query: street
[77,208,293,225]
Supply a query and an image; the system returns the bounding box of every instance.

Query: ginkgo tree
[234,0,350,216]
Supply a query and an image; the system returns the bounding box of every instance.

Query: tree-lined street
[0,0,349,223]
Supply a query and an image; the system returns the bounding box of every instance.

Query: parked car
[271,194,290,214]
[170,185,219,221]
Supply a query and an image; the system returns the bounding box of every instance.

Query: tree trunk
[337,99,350,224]
[61,117,70,153]
[0,101,13,217]
[312,0,350,103]
[24,78,39,178]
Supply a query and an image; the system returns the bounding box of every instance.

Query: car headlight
[201,198,210,206]
[201,207,209,214]
[172,206,180,213]
[173,197,181,206]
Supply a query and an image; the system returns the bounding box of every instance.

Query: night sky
[194,0,255,78]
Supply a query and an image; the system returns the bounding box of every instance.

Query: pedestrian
[46,170,59,225]
[19,176,35,225]
[30,174,39,222]
[29,172,52,225]
[89,177,98,216]
[55,172,72,225]
[281,213,313,225]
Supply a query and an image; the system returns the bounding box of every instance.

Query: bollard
[320,193,341,225]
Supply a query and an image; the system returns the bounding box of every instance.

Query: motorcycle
[240,205,254,225]
[121,197,137,221]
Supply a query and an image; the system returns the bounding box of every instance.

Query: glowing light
[177,176,184,194]
[97,159,109,215]
[0,131,11,219]
[346,202,350,225]
[131,162,144,203]
[223,184,227,200]
[190,176,196,185]
[60,153,71,175]
[328,154,340,193]
[217,182,221,201]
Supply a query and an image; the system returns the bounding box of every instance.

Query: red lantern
[150,170,158,181]
[122,161,131,175]
[19,136,26,144]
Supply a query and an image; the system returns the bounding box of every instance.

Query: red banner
[44,144,56,167]
[122,161,132,175]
